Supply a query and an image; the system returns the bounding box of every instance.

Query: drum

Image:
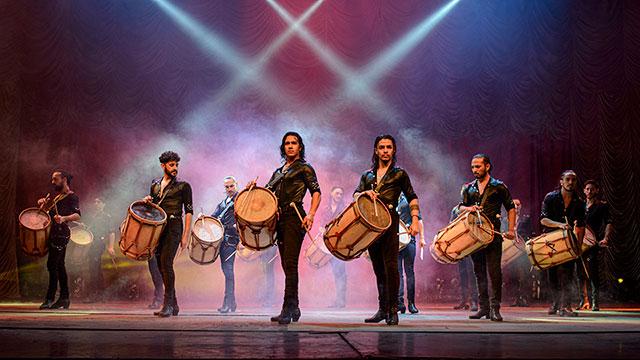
[305,233,332,269]
[236,242,261,262]
[581,226,597,252]
[398,220,411,251]
[119,201,167,261]
[501,234,525,268]
[430,210,494,264]
[18,207,51,257]
[526,229,579,270]
[234,187,278,251]
[67,223,94,266]
[323,194,392,261]
[189,215,224,265]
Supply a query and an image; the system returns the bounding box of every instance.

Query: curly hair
[159,151,181,164]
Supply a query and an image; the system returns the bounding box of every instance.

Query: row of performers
[31,132,611,325]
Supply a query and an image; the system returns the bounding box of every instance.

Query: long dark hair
[371,134,397,170]
[280,131,305,161]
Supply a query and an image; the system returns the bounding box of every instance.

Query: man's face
[375,139,394,164]
[283,135,301,159]
[560,174,577,192]
[51,172,65,191]
[331,188,344,203]
[584,183,598,200]
[94,198,105,212]
[162,161,179,178]
[224,179,237,197]
[471,158,489,179]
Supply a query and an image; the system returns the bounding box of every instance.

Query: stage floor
[1,303,639,359]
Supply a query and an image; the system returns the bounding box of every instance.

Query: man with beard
[249,131,321,324]
[143,151,193,317]
[84,197,116,303]
[396,193,425,314]
[459,154,516,322]
[540,170,585,317]
[211,176,240,313]
[38,170,81,310]
[577,180,611,311]
[355,134,420,326]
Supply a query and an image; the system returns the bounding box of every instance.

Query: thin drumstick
[240,176,259,215]
[289,202,318,246]
[224,249,237,262]
[268,251,279,264]
[565,216,590,280]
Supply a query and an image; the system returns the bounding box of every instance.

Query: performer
[507,200,532,308]
[212,176,240,313]
[354,134,420,326]
[578,180,612,311]
[143,151,193,317]
[396,193,425,314]
[84,197,116,303]
[316,186,348,308]
[450,205,479,312]
[250,131,321,324]
[459,154,516,322]
[38,170,81,310]
[540,170,585,317]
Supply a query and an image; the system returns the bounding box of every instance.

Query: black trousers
[577,247,600,305]
[398,240,416,304]
[46,239,70,300]
[368,212,400,312]
[220,238,238,306]
[87,242,105,297]
[276,213,306,310]
[548,260,576,309]
[148,255,164,302]
[470,235,503,310]
[154,219,183,304]
[458,256,479,303]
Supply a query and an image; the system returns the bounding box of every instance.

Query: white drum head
[193,216,224,243]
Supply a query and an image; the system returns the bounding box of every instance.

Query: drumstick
[420,246,424,261]
[224,249,237,262]
[40,193,50,210]
[565,216,591,281]
[240,176,259,215]
[268,251,279,264]
[397,231,411,236]
[289,202,318,247]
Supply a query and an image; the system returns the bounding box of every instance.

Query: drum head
[235,187,277,223]
[355,195,391,231]
[466,211,494,243]
[70,227,93,245]
[19,208,50,230]
[130,201,166,223]
[193,216,224,243]
[399,220,411,246]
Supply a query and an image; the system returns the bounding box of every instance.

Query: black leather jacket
[460,177,515,229]
[212,194,239,239]
[540,189,585,233]
[355,166,418,209]
[266,159,321,214]
[150,178,193,218]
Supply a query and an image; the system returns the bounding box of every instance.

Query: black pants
[548,260,576,309]
[154,219,183,304]
[87,242,105,297]
[368,212,400,312]
[577,247,600,305]
[220,238,238,306]
[148,255,164,302]
[398,240,416,304]
[458,256,479,303]
[46,239,70,300]
[470,235,503,310]
[331,258,347,305]
[276,213,305,310]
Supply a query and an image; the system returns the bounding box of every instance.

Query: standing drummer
[540,170,585,317]
[249,131,321,324]
[143,151,193,318]
[211,176,240,313]
[354,134,421,326]
[459,154,516,322]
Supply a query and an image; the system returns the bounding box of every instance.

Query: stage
[1,303,639,359]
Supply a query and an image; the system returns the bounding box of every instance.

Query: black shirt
[49,192,81,239]
[586,202,611,241]
[87,210,115,244]
[266,159,321,213]
[460,177,515,229]
[150,177,193,218]
[355,166,418,209]
[317,201,346,229]
[212,194,239,238]
[540,189,586,233]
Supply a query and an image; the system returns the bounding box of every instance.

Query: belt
[168,214,182,220]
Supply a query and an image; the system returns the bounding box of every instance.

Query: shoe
[219,304,237,313]
[148,299,162,309]
[548,305,559,315]
[271,308,300,323]
[453,301,469,310]
[364,309,388,323]
[408,302,419,314]
[157,304,175,318]
[39,299,54,310]
[469,308,490,319]
[560,308,578,317]
[398,302,406,314]
[386,310,399,325]
[155,298,179,316]
[490,308,503,322]
[592,300,600,311]
[50,298,70,310]
[470,301,478,312]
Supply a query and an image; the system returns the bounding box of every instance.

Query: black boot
[386,306,399,326]
[408,302,419,314]
[469,307,490,319]
[271,307,300,324]
[157,295,176,318]
[39,299,55,310]
[219,303,237,314]
[50,298,70,310]
[490,307,503,322]
[397,301,407,314]
[364,308,388,323]
[155,297,179,316]
[453,300,469,310]
[548,303,559,315]
[470,300,478,312]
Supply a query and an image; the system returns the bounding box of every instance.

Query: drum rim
[191,215,224,244]
[128,201,167,225]
[398,219,411,246]
[18,207,51,230]
[353,194,392,231]
[234,186,278,223]
[70,226,94,245]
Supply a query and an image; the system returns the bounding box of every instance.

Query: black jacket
[150,177,193,218]
[540,189,585,233]
[266,159,321,214]
[460,177,515,229]
[355,166,418,209]
[212,194,239,239]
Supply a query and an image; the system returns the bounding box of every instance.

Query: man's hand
[302,214,314,231]
[409,221,420,237]
[363,190,377,201]
[599,237,609,248]
[419,237,426,248]
[37,197,46,207]
[463,205,483,213]
[246,180,257,189]
[504,229,516,240]
[143,195,153,203]
[107,246,116,256]
[53,215,66,224]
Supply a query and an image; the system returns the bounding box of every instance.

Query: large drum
[581,226,597,252]
[526,229,579,270]
[430,210,494,264]
[18,208,51,257]
[189,215,224,265]
[234,187,278,251]
[305,232,332,269]
[398,220,411,251]
[236,242,262,262]
[501,234,525,268]
[67,223,94,266]
[323,194,391,261]
[119,201,167,261]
